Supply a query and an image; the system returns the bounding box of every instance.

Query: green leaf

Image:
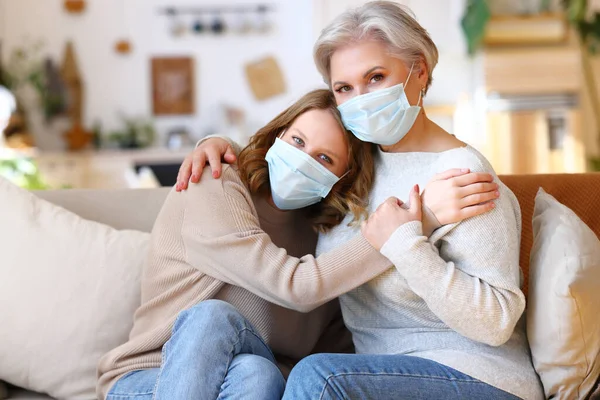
[461,0,491,56]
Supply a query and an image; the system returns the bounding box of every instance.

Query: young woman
[175,2,542,400]
[97,89,382,400]
[98,89,490,400]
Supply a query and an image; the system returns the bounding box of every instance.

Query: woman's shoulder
[159,165,248,215]
[434,145,497,175]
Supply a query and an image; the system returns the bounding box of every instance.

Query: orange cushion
[500,173,600,297]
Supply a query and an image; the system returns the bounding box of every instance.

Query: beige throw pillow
[0,177,150,399]
[527,188,600,400]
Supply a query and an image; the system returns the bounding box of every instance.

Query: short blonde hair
[314,1,439,92]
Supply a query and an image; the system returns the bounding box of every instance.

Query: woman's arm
[175,137,501,229]
[181,167,393,313]
[363,183,525,347]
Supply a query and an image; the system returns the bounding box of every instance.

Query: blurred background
[0,0,598,190]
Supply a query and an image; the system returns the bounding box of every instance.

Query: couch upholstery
[501,173,600,297]
[5,174,599,399]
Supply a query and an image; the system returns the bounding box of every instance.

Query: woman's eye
[292,136,305,146]
[335,85,352,93]
[319,154,333,164]
[370,74,384,84]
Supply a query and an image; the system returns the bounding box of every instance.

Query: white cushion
[527,188,600,399]
[0,177,150,399]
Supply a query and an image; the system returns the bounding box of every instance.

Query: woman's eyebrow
[363,66,386,78]
[333,66,387,86]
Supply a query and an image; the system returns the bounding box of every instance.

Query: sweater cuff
[380,221,423,261]
[421,204,442,237]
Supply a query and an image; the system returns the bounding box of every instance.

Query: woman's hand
[361,185,422,251]
[422,169,498,225]
[176,138,237,191]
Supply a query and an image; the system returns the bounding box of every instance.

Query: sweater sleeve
[379,184,525,347]
[181,167,392,313]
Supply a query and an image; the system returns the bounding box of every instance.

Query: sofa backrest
[36,174,600,298]
[500,173,600,297]
[35,187,171,232]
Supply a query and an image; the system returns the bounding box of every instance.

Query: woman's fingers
[408,184,422,215]
[458,202,496,220]
[459,190,499,208]
[205,147,224,179]
[190,152,207,183]
[458,182,499,199]
[431,168,470,181]
[176,157,193,191]
[453,172,494,187]
[224,145,238,163]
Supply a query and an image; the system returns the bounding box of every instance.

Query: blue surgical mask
[337,63,422,146]
[265,137,342,210]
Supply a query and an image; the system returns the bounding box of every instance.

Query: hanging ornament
[192,18,205,34]
[115,40,132,55]
[167,8,187,37]
[64,0,86,14]
[255,5,272,34]
[231,10,252,35]
[114,1,133,55]
[211,14,226,35]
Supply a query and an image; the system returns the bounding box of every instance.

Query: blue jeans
[282,353,522,400]
[106,300,285,400]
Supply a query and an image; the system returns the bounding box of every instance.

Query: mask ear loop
[404,62,415,87]
[339,170,350,180]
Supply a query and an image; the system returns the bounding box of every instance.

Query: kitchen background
[0,0,597,189]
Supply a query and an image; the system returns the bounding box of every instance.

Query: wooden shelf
[484,14,568,47]
[484,46,581,95]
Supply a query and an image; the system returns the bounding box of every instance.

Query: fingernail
[491,202,496,208]
[461,168,469,172]
[414,184,420,192]
[495,191,500,196]
[213,171,218,178]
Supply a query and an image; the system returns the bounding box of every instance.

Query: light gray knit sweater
[317,146,544,400]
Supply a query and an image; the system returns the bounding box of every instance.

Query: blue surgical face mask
[265,137,343,210]
[337,63,422,146]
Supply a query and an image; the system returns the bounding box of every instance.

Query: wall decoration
[159,4,275,37]
[151,57,195,115]
[115,40,132,55]
[245,56,286,101]
[64,0,86,14]
[61,41,93,150]
[114,1,133,55]
[43,59,68,119]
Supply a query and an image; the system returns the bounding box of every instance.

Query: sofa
[2,173,600,399]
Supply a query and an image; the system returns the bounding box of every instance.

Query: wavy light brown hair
[238,89,375,233]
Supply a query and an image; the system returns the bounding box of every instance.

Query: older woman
[281,2,542,400]
[175,2,541,399]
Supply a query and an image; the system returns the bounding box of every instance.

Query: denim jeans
[106,300,285,400]
[282,353,522,400]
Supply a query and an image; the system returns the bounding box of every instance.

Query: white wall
[1,0,322,149]
[0,0,477,150]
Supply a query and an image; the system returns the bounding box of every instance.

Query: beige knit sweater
[97,166,392,399]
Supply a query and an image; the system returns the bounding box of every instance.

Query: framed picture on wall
[151,57,195,115]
